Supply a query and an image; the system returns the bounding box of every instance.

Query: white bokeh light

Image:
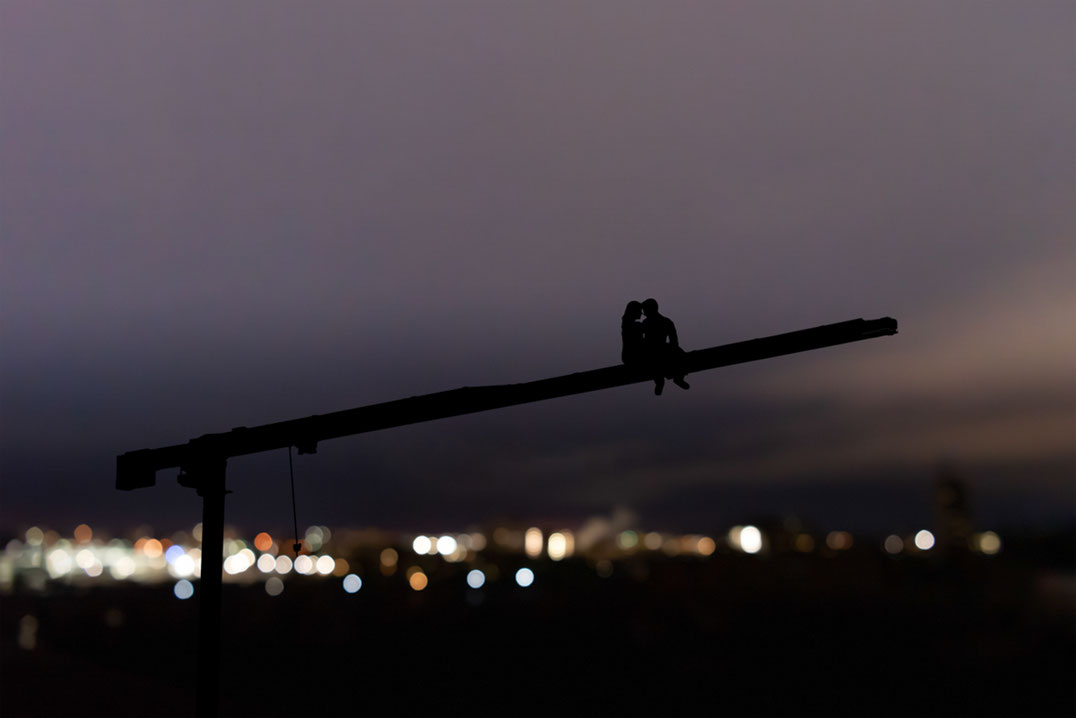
[467,569,486,589]
[342,574,362,593]
[412,536,432,555]
[914,530,935,550]
[515,568,534,587]
[436,535,457,556]
[739,526,763,554]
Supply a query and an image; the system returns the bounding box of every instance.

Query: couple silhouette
[621,298,690,395]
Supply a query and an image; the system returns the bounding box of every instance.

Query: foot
[673,378,690,390]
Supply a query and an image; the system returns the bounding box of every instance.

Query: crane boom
[117,316,896,490]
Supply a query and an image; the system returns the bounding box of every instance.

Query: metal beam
[117,316,897,490]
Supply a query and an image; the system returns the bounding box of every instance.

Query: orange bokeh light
[254,532,273,552]
[143,539,163,558]
[73,524,93,544]
[408,571,428,591]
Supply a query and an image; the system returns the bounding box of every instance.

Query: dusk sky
[2,1,1073,537]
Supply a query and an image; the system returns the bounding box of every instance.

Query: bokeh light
[380,548,398,567]
[294,555,314,575]
[164,545,185,565]
[25,527,44,546]
[254,532,273,552]
[315,555,335,575]
[739,526,762,554]
[174,579,194,600]
[696,537,716,556]
[265,577,284,596]
[275,555,293,574]
[978,531,1002,555]
[547,532,567,561]
[73,524,93,544]
[914,530,935,550]
[412,536,432,555]
[515,568,534,587]
[174,554,196,578]
[304,526,325,552]
[143,539,163,559]
[467,569,486,589]
[76,549,96,570]
[826,531,853,551]
[884,535,904,554]
[408,570,428,591]
[46,549,73,578]
[794,534,815,552]
[342,574,362,593]
[524,528,543,558]
[257,554,276,573]
[436,535,458,555]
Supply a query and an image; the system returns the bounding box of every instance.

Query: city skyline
[2,2,1073,538]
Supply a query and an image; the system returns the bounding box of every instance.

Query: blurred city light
[257,554,276,573]
[305,526,326,551]
[515,568,534,587]
[524,528,543,558]
[408,569,428,591]
[412,536,432,555]
[174,579,194,600]
[315,556,335,575]
[977,531,1002,555]
[884,535,904,554]
[174,554,196,578]
[275,555,294,574]
[254,532,273,552]
[547,532,567,561]
[265,577,284,596]
[143,539,163,559]
[794,533,815,552]
[342,574,362,593]
[617,530,639,550]
[73,524,92,544]
[697,537,716,556]
[76,549,95,570]
[436,535,458,556]
[914,530,935,550]
[467,569,485,589]
[739,526,763,554]
[643,532,663,550]
[294,555,314,575]
[111,556,136,580]
[826,531,853,551]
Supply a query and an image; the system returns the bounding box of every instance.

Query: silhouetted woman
[621,301,645,365]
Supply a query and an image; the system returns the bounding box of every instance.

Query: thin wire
[288,445,301,556]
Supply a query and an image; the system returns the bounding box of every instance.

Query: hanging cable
[288,445,301,556]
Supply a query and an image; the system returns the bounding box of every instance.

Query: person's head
[641,298,659,316]
[623,301,643,320]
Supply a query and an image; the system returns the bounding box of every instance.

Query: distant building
[933,465,973,554]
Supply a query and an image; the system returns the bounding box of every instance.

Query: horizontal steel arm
[117,316,897,490]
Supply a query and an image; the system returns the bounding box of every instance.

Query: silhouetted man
[641,298,690,395]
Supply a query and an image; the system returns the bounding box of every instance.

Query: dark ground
[2,541,1073,717]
